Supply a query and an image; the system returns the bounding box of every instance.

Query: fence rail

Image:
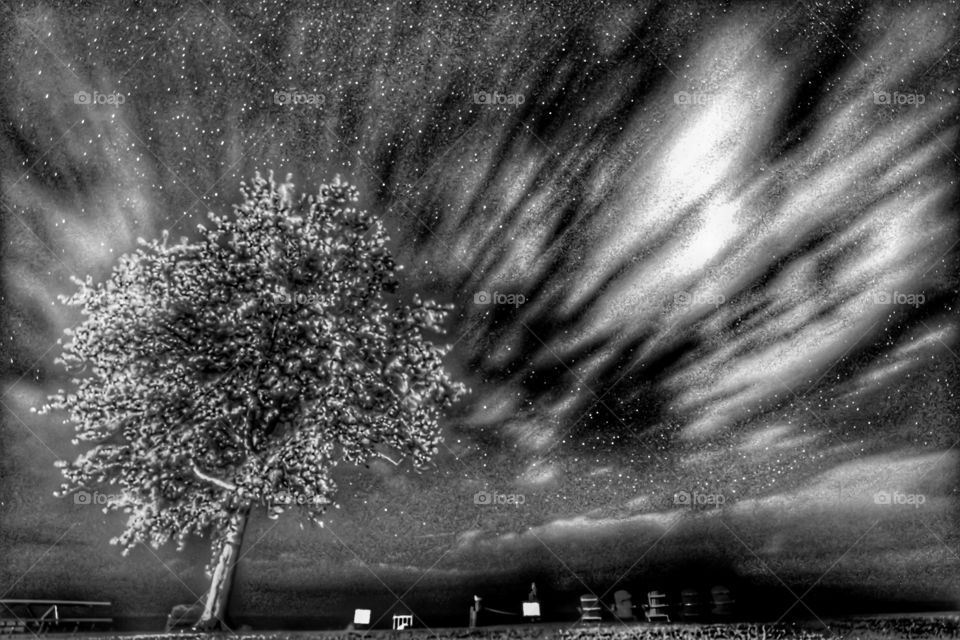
[0,599,113,634]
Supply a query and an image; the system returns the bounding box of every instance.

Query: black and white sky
[1,0,959,628]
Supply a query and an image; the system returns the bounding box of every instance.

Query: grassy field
[71,618,960,640]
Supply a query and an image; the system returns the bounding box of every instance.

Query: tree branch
[375,452,401,466]
[192,464,238,491]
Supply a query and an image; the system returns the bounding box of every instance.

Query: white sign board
[354,609,371,625]
[522,602,541,617]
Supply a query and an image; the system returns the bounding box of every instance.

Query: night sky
[2,0,959,630]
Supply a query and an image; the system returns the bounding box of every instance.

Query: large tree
[40,172,466,629]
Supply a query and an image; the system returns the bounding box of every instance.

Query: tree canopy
[41,172,467,555]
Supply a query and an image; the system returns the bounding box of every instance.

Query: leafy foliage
[40,172,466,554]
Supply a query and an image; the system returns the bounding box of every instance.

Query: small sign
[522,602,541,617]
[354,609,371,625]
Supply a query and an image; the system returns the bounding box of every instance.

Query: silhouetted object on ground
[642,591,670,623]
[165,603,203,632]
[471,594,535,627]
[469,596,482,628]
[525,582,541,622]
[609,590,636,621]
[393,613,413,631]
[679,588,702,622]
[578,595,603,622]
[389,603,415,631]
[711,585,735,617]
[522,602,541,622]
[351,609,370,630]
[0,600,112,633]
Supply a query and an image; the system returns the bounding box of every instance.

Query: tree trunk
[195,504,251,630]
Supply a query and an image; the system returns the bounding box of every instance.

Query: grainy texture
[1,0,958,630]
